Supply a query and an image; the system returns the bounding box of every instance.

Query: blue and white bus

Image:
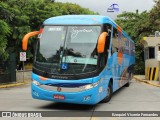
[22,15,135,105]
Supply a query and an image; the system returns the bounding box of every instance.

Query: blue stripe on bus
[45,83,90,87]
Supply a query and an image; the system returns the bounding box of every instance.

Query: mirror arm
[22,31,39,51]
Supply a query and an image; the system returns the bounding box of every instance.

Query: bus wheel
[102,82,112,103]
[125,73,131,87]
[125,81,130,87]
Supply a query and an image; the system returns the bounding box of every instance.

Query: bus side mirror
[97,32,108,53]
[22,31,39,51]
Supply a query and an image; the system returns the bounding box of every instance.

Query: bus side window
[122,36,130,55]
[118,31,123,53]
[112,27,118,54]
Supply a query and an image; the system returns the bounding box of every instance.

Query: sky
[56,0,155,19]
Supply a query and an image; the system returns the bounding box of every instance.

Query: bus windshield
[35,25,101,76]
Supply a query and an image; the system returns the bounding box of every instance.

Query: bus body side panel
[107,52,134,92]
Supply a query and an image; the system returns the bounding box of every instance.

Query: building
[141,31,160,81]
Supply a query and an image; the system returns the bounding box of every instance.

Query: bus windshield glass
[35,25,101,75]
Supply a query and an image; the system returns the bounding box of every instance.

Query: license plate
[54,94,65,100]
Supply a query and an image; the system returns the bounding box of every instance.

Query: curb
[133,76,160,87]
[0,82,31,89]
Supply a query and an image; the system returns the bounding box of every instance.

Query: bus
[22,15,135,105]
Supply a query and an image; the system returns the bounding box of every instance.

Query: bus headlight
[80,79,101,91]
[32,80,41,86]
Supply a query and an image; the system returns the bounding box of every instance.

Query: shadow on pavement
[38,102,95,111]
[36,81,134,111]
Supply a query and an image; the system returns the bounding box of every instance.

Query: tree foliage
[0,0,96,61]
[0,2,11,60]
[115,0,160,74]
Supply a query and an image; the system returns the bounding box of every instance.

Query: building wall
[143,37,160,80]
[144,37,160,47]
[144,37,160,67]
[145,59,158,67]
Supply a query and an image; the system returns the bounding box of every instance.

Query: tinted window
[112,28,118,53]
[144,47,155,59]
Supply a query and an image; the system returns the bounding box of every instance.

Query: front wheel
[102,82,112,103]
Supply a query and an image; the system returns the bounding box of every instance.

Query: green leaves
[0,20,10,60]
[0,0,96,61]
[116,0,160,74]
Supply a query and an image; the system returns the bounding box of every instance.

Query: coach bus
[22,15,135,105]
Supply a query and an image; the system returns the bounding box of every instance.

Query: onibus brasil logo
[107,4,119,12]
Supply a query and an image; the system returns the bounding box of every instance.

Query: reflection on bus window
[112,28,118,53]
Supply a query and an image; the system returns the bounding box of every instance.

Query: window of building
[144,47,155,59]
[149,47,155,59]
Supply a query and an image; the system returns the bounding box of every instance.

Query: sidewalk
[0,70,31,88]
[134,75,160,87]
[0,80,31,88]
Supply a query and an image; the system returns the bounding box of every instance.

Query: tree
[0,0,96,62]
[0,20,10,60]
[149,0,160,31]
[0,2,10,60]
[115,0,160,74]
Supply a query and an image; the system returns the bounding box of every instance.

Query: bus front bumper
[31,83,103,105]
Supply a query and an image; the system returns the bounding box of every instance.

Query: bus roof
[44,15,134,43]
[44,15,113,25]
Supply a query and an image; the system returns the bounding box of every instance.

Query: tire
[124,81,130,87]
[124,73,132,87]
[102,82,112,103]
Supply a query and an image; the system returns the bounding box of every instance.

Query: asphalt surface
[0,79,160,120]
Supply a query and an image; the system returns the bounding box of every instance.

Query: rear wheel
[125,73,132,87]
[102,82,112,103]
[125,81,130,87]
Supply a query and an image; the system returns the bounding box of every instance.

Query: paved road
[0,79,160,120]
